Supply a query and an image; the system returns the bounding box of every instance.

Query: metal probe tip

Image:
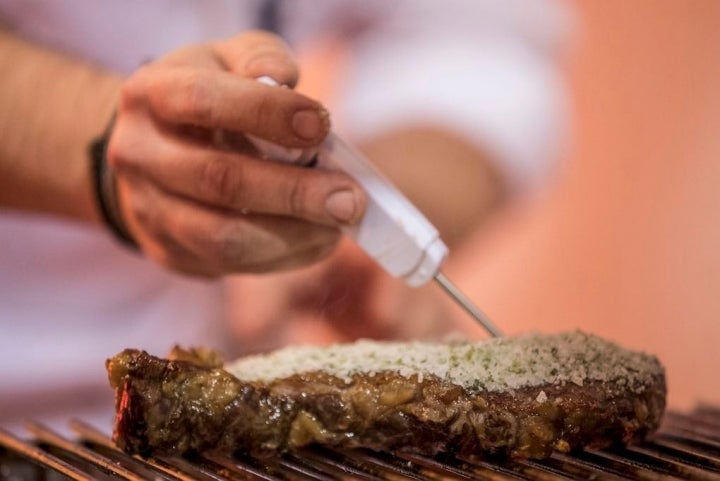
[434,272,503,338]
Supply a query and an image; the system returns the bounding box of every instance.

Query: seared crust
[107,348,666,459]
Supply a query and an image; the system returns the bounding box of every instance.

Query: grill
[2,406,720,481]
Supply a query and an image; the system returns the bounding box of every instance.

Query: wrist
[89,113,138,249]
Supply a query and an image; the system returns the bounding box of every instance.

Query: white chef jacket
[0,0,571,433]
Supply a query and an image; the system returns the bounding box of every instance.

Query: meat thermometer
[250,77,502,338]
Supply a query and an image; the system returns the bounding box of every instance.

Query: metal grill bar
[336,448,434,480]
[548,452,638,481]
[455,455,529,480]
[644,437,720,473]
[2,409,720,480]
[619,444,720,481]
[663,412,720,444]
[186,454,276,481]
[655,433,720,464]
[539,453,628,481]
[0,427,94,481]
[567,449,681,480]
[25,420,154,481]
[395,452,483,480]
[292,448,387,481]
[278,453,346,481]
[69,419,209,481]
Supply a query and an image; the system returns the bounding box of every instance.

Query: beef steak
[106,331,666,459]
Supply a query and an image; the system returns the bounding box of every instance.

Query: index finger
[213,30,300,87]
[125,67,330,148]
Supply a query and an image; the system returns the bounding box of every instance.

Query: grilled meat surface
[107,337,665,459]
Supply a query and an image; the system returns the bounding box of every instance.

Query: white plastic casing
[318,133,448,286]
[248,78,447,286]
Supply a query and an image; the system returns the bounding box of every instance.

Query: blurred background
[230,0,720,411]
[446,0,720,410]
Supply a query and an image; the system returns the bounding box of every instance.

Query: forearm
[360,126,505,247]
[0,28,122,223]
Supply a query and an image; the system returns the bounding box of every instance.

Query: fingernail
[292,107,328,140]
[325,190,358,223]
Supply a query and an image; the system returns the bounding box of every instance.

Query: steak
[106,331,666,459]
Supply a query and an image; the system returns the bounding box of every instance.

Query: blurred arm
[0,28,121,222]
[358,126,504,245]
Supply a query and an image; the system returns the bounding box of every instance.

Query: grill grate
[2,408,720,481]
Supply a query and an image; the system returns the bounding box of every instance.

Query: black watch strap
[89,114,138,249]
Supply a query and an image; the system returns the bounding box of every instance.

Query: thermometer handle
[247,78,447,286]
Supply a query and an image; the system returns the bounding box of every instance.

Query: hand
[228,239,457,353]
[107,31,366,276]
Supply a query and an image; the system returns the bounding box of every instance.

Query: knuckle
[286,175,309,218]
[241,29,283,44]
[249,93,277,133]
[172,70,214,125]
[237,30,290,57]
[122,182,163,239]
[119,76,142,109]
[119,64,155,109]
[127,191,157,232]
[118,82,137,111]
[199,158,240,207]
[104,136,124,171]
[105,126,133,172]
